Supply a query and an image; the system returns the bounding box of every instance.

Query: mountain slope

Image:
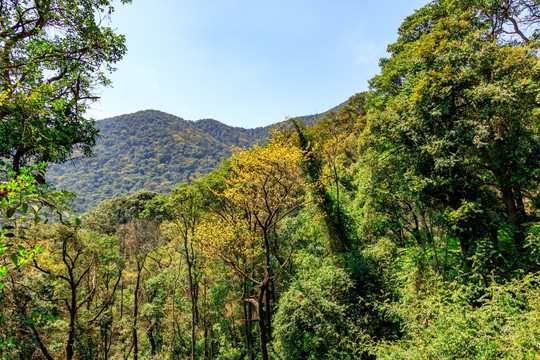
[48,104,344,211]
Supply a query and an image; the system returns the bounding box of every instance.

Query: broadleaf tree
[365,0,540,270]
[199,133,308,360]
[0,0,130,175]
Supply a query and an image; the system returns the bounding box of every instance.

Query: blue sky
[89,0,429,128]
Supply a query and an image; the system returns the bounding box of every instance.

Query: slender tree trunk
[265,287,271,340]
[204,325,208,359]
[147,323,157,356]
[186,243,196,360]
[257,227,273,360]
[333,161,340,208]
[188,271,196,358]
[29,322,54,360]
[243,294,254,360]
[133,263,142,360]
[257,285,269,360]
[64,240,79,360]
[501,186,525,250]
[66,282,77,360]
[203,282,209,359]
[120,279,124,319]
[102,323,111,360]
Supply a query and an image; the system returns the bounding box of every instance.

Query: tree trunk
[29,322,54,360]
[66,282,77,360]
[501,186,525,250]
[265,287,272,340]
[243,298,254,360]
[120,279,124,319]
[133,263,142,360]
[203,283,209,359]
[147,323,157,356]
[257,285,269,360]
[186,243,197,360]
[187,265,195,360]
[514,185,527,249]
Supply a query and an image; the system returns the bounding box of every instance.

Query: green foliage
[273,252,358,360]
[85,189,159,234]
[372,273,540,359]
[291,93,365,252]
[0,0,129,174]
[47,105,345,212]
[363,0,540,275]
[0,165,76,288]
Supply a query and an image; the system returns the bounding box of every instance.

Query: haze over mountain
[47,103,345,211]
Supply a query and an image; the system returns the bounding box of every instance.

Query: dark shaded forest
[1,0,539,359]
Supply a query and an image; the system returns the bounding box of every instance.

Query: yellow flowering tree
[198,134,307,360]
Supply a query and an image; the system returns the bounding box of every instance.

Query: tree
[118,218,161,360]
[0,164,75,297]
[162,183,206,360]
[87,190,159,235]
[313,93,366,208]
[0,0,130,175]
[292,93,366,252]
[365,0,540,268]
[199,134,307,360]
[1,224,99,360]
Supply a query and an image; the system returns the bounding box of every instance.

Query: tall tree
[292,93,366,252]
[118,218,161,360]
[199,134,307,360]
[3,224,101,360]
[365,0,540,265]
[0,0,130,175]
[163,183,206,360]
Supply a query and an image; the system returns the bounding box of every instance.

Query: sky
[89,0,429,128]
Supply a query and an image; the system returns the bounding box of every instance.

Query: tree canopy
[366,0,540,259]
[0,0,130,175]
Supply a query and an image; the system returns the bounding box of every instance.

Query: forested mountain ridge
[47,104,344,211]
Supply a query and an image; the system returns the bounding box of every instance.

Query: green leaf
[5,208,15,218]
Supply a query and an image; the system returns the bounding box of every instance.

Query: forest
[1,0,539,359]
[45,106,337,212]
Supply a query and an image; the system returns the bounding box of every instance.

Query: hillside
[47,104,343,211]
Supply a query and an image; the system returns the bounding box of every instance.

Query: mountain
[47,104,345,212]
